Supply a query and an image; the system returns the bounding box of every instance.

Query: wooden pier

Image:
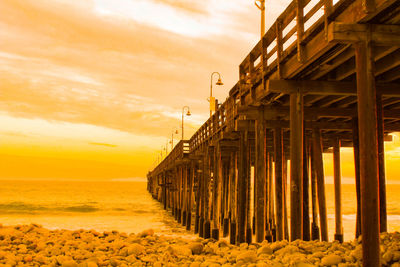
[147,0,400,266]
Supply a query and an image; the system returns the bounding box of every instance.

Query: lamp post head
[216,78,224,86]
[186,110,191,116]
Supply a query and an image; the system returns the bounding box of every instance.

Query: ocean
[0,180,399,242]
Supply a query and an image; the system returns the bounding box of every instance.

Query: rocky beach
[1,224,400,267]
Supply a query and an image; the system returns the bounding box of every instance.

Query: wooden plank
[276,20,283,79]
[355,40,380,267]
[283,157,289,240]
[312,128,328,242]
[310,141,320,240]
[352,118,362,239]
[296,0,305,63]
[274,127,284,241]
[266,79,400,96]
[229,151,237,244]
[290,91,304,241]
[303,133,310,241]
[237,130,249,244]
[328,23,400,46]
[333,138,343,242]
[377,94,387,233]
[212,145,222,240]
[255,113,266,242]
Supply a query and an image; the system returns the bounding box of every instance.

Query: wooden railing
[239,0,336,87]
[150,140,189,175]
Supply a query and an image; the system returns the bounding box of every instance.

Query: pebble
[0,224,399,267]
[321,254,342,266]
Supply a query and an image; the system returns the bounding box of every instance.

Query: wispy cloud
[89,142,118,148]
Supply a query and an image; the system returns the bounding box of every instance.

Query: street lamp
[182,106,191,140]
[169,129,179,150]
[209,72,224,116]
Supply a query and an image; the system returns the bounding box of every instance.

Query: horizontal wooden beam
[328,22,400,46]
[266,79,400,96]
[238,106,400,120]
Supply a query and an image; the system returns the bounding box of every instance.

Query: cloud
[89,142,118,148]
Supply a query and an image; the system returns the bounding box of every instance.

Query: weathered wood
[333,138,343,242]
[276,19,283,79]
[355,40,380,267]
[377,94,387,233]
[283,157,289,240]
[212,145,222,240]
[328,23,400,46]
[274,127,284,241]
[296,0,305,63]
[303,134,310,241]
[352,118,362,238]
[290,91,303,241]
[230,151,237,244]
[310,142,320,241]
[237,131,249,244]
[255,114,266,242]
[312,128,328,242]
[266,79,400,96]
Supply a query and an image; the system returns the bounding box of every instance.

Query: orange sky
[1,0,400,181]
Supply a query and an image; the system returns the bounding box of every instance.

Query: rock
[236,251,257,263]
[61,260,78,267]
[86,262,98,267]
[321,254,342,266]
[190,262,201,267]
[257,245,273,256]
[138,229,154,238]
[189,242,204,255]
[127,244,146,256]
[217,240,229,248]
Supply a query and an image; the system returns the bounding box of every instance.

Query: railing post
[275,19,283,79]
[296,0,305,63]
[324,0,333,40]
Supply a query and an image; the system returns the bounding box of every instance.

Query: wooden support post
[290,91,304,241]
[195,162,201,234]
[303,134,310,241]
[187,162,195,230]
[296,0,305,63]
[265,149,271,242]
[283,157,289,240]
[223,160,230,237]
[377,94,387,233]
[352,118,362,238]
[212,145,222,240]
[230,151,237,244]
[312,128,328,242]
[204,148,212,239]
[255,114,266,242]
[238,130,249,244]
[310,143,320,240]
[178,166,183,224]
[333,138,343,242]
[355,40,380,267]
[163,172,167,210]
[246,135,253,244]
[182,165,187,226]
[274,127,284,241]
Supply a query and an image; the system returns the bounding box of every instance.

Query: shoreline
[0,224,400,266]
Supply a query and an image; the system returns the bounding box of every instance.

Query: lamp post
[255,0,266,38]
[170,129,179,150]
[182,106,191,140]
[209,72,224,116]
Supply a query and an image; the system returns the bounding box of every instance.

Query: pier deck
[147,0,400,266]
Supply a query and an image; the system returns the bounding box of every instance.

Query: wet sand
[1,224,400,266]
